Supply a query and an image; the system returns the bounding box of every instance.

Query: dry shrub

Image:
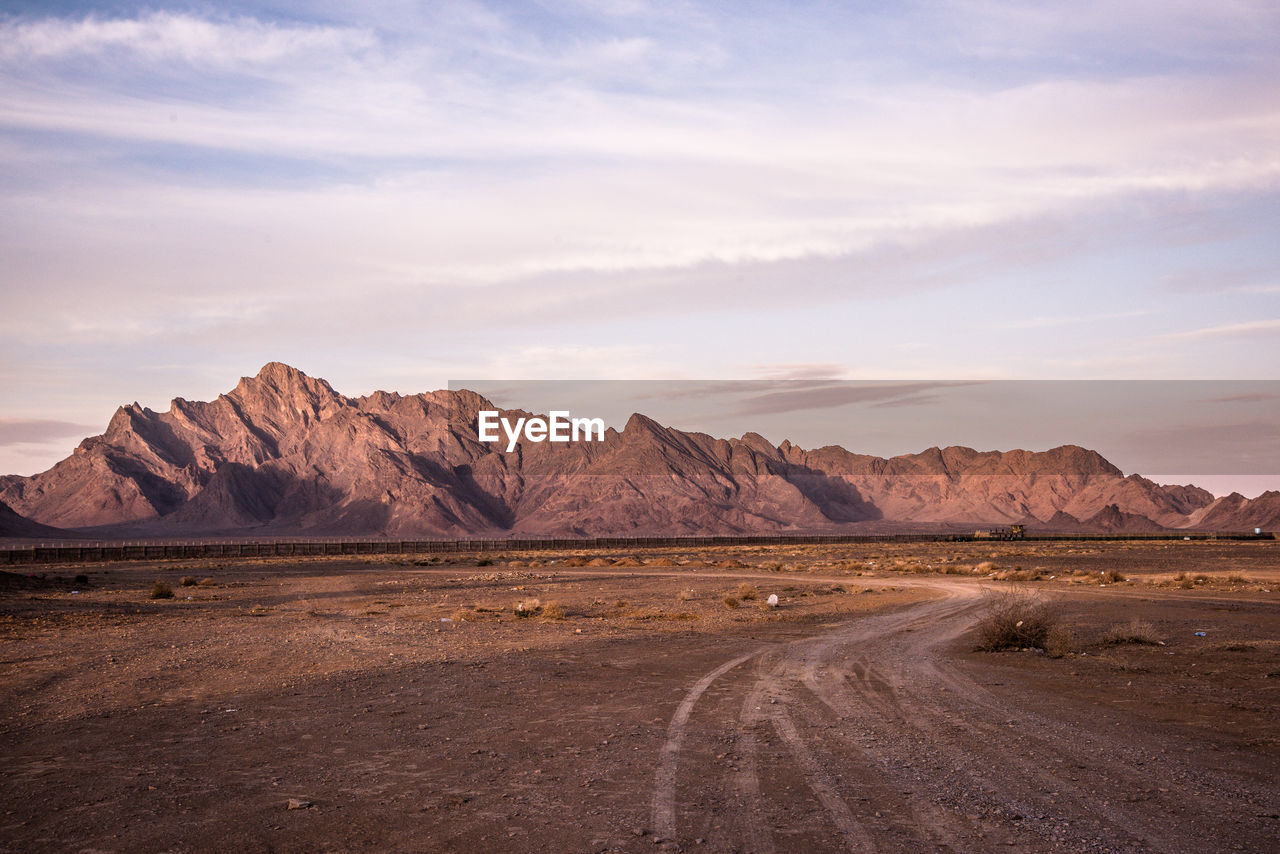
[1101,569,1126,583]
[629,609,698,622]
[974,587,1057,651]
[723,596,740,609]
[1043,625,1075,658]
[513,598,541,618]
[149,581,174,600]
[735,583,758,601]
[198,577,216,587]
[180,576,198,587]
[1102,619,1161,646]
[541,601,566,621]
[1172,571,1209,589]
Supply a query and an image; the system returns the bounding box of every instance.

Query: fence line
[0,531,1272,566]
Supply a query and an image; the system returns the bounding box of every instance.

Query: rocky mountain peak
[0,364,1253,537]
[225,363,347,425]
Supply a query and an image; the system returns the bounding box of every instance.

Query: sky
[1,1,1278,493]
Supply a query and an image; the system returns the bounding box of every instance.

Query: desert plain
[2,539,1278,853]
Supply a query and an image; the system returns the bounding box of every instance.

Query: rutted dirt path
[2,553,1278,852]
[653,577,1279,852]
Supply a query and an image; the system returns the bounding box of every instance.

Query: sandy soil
[1,541,1277,852]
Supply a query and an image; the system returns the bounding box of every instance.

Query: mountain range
[2,363,1277,539]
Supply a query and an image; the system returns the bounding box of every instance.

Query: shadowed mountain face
[0,363,1255,538]
[0,500,71,539]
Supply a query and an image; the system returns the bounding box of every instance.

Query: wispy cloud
[0,418,96,446]
[1,2,1279,468]
[997,309,1155,330]
[1161,318,1280,341]
[1197,393,1280,404]
[749,364,852,381]
[0,12,374,65]
[731,382,979,417]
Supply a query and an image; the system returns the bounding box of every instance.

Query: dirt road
[652,577,1277,852]
[2,549,1277,852]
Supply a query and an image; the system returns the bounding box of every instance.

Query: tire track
[651,647,767,841]
[654,576,1279,852]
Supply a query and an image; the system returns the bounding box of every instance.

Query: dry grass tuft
[677,589,696,602]
[628,609,698,622]
[735,583,759,601]
[1172,571,1213,589]
[180,576,198,587]
[723,596,740,609]
[451,607,478,622]
[540,601,566,621]
[974,587,1057,652]
[1102,619,1161,646]
[1043,626,1076,658]
[149,580,174,600]
[513,598,541,618]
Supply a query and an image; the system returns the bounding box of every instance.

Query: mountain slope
[1187,491,1280,531]
[0,363,1244,538]
[0,500,72,539]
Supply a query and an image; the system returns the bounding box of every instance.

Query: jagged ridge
[0,363,1250,538]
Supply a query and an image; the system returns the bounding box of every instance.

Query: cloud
[1197,393,1280,404]
[1158,269,1272,294]
[1,2,1279,429]
[749,364,852,381]
[0,12,374,66]
[730,382,979,417]
[1112,421,1280,473]
[996,309,1154,330]
[0,418,95,446]
[1162,318,1280,341]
